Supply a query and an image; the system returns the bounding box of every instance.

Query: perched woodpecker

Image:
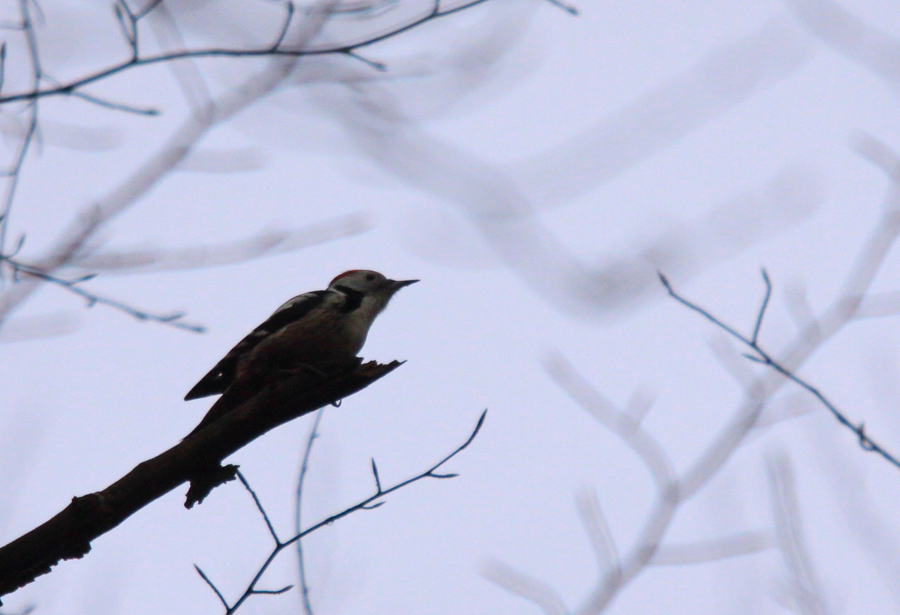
[185,270,417,432]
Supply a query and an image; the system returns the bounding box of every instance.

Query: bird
[185,270,418,434]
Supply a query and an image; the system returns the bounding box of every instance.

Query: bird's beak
[389,279,419,290]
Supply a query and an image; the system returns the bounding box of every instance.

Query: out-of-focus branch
[853,290,900,320]
[575,489,620,579]
[2,255,205,332]
[661,269,900,471]
[767,453,832,615]
[196,411,487,614]
[0,0,516,106]
[329,42,820,317]
[650,531,773,567]
[294,408,325,615]
[0,0,41,259]
[67,213,371,276]
[785,0,900,89]
[507,21,811,208]
[0,1,338,330]
[0,312,78,343]
[146,1,214,112]
[657,134,900,473]
[489,140,900,615]
[0,359,402,603]
[0,209,369,336]
[482,561,568,615]
[543,354,674,492]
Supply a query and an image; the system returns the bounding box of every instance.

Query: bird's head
[328,270,418,298]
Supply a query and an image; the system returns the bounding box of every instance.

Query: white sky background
[1,0,900,613]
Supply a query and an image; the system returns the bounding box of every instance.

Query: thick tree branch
[0,359,401,602]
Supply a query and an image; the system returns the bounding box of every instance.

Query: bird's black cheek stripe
[334,285,364,313]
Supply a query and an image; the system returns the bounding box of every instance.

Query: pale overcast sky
[1,1,900,614]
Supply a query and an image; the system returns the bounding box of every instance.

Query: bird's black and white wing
[184,290,330,400]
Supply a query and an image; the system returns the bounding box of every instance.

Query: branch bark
[0,359,401,602]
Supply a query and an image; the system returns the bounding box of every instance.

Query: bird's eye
[366,273,376,281]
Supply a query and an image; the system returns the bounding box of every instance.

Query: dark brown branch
[0,359,402,603]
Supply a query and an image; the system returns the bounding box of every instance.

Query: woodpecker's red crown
[330,269,374,286]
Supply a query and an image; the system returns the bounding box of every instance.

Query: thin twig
[2,256,205,333]
[194,564,230,611]
[237,470,280,544]
[543,0,579,15]
[285,410,486,548]
[0,0,498,106]
[482,560,568,615]
[751,268,772,345]
[660,271,900,471]
[0,1,338,330]
[271,1,296,51]
[494,150,900,615]
[0,0,497,332]
[251,585,293,595]
[52,84,159,116]
[197,411,487,614]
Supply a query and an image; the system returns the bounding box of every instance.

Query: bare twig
[543,0,579,15]
[1,255,205,333]
[854,290,900,320]
[493,145,900,615]
[271,1,297,51]
[0,0,338,330]
[0,0,499,106]
[195,564,230,611]
[147,1,213,112]
[660,270,900,471]
[196,411,487,614]
[0,0,41,262]
[43,77,159,116]
[237,470,279,543]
